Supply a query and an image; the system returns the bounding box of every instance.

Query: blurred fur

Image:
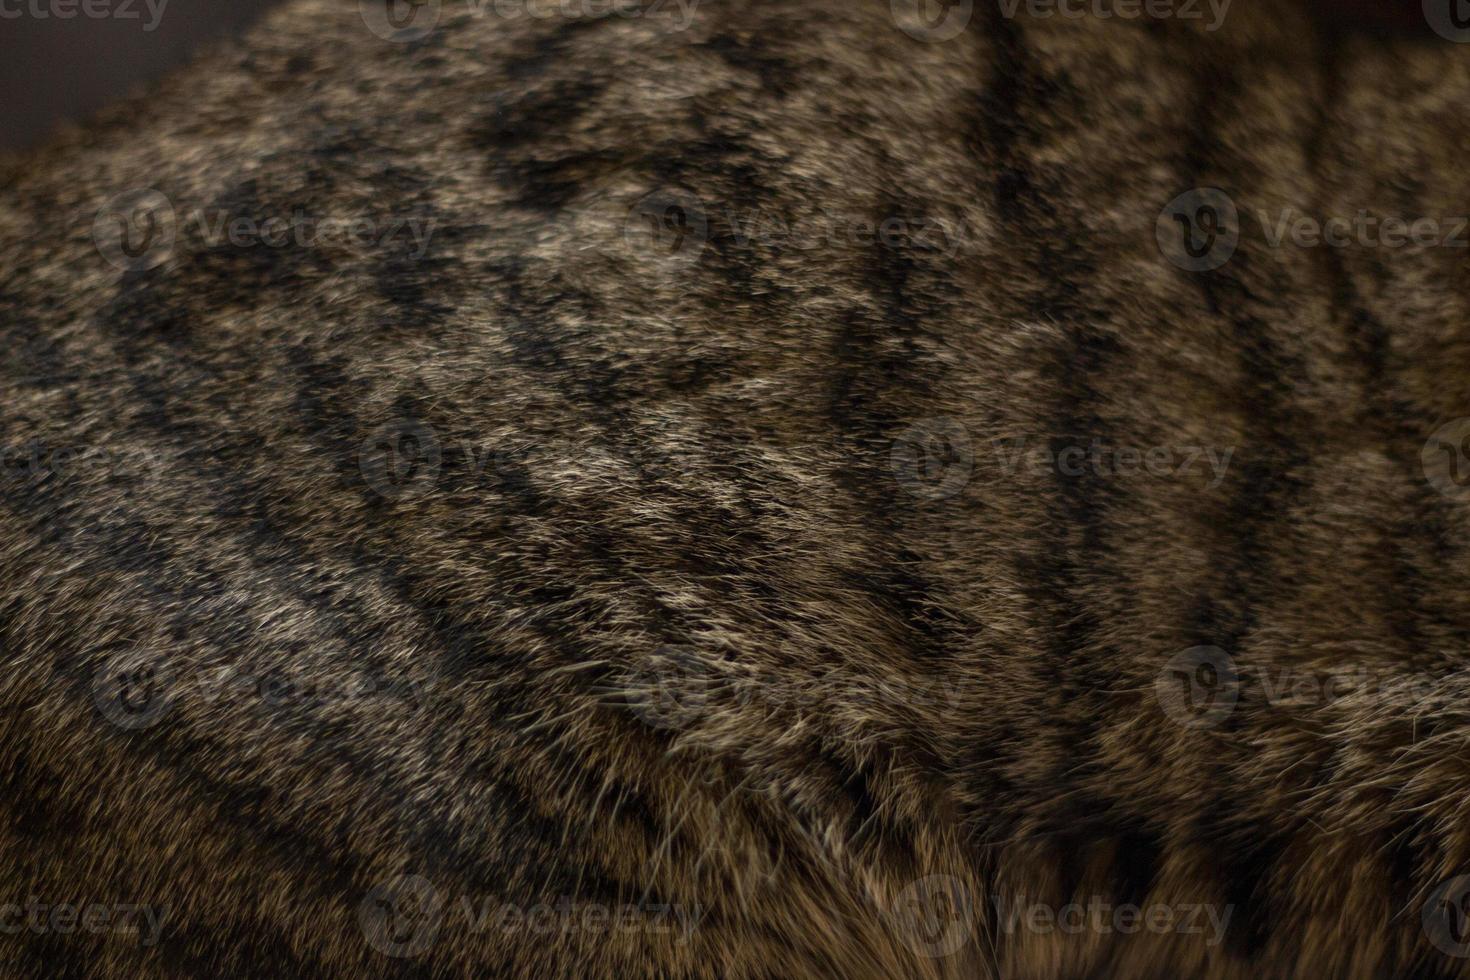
[3,0,1470,976]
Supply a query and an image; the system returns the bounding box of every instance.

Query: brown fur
[3,0,1470,976]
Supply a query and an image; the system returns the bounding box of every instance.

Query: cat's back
[3,1,1470,977]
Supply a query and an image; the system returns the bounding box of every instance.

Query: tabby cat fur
[2,0,1470,976]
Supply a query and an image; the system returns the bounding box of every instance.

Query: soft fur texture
[3,0,1470,976]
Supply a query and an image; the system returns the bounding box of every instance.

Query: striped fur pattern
[3,0,1470,975]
